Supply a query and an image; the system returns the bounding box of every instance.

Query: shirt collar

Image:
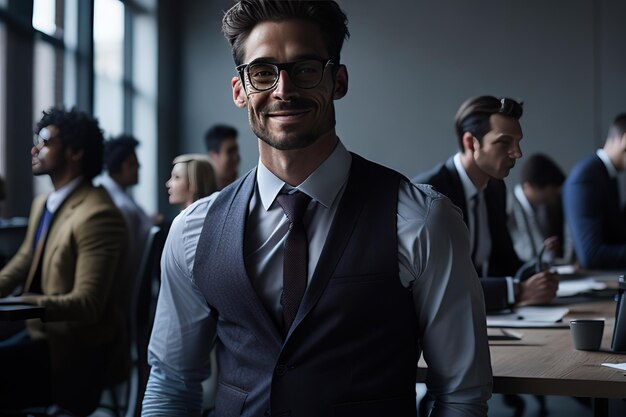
[514,183,534,215]
[46,176,83,214]
[453,152,480,199]
[256,139,352,211]
[596,149,618,179]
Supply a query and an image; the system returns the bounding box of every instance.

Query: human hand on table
[515,271,559,306]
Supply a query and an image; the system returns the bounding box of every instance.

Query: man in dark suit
[414,96,558,312]
[0,107,130,415]
[563,113,626,270]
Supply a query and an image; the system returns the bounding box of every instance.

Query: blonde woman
[166,154,216,210]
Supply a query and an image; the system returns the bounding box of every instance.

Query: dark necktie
[33,204,53,251]
[25,203,53,293]
[471,194,480,268]
[276,191,311,333]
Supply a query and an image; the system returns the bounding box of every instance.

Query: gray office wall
[178,0,625,184]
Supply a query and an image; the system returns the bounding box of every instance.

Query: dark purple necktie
[276,191,311,332]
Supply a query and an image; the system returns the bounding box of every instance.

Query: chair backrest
[127,225,164,417]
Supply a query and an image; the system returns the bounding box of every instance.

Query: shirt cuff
[505,276,516,305]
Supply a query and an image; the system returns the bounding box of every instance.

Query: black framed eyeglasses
[236,59,335,92]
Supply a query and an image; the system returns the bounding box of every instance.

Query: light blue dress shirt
[142,141,492,417]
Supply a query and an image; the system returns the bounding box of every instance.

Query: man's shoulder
[63,184,124,223]
[412,158,452,185]
[566,154,603,185]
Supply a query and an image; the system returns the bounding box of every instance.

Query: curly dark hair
[222,0,350,66]
[35,107,105,181]
[454,96,524,151]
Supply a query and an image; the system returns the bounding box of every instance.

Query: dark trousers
[0,329,52,410]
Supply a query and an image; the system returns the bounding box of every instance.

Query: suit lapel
[23,198,48,293]
[35,183,90,292]
[444,157,469,223]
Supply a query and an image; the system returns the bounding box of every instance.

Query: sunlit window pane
[62,0,77,107]
[32,0,58,36]
[94,0,124,81]
[0,24,6,179]
[33,40,58,195]
[94,0,124,136]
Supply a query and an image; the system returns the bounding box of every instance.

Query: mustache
[263,99,314,114]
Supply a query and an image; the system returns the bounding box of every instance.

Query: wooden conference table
[418,296,626,417]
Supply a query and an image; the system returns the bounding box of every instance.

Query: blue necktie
[33,204,53,251]
[276,191,311,333]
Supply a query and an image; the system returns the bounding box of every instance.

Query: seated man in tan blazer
[0,107,130,415]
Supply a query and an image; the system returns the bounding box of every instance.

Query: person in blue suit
[563,113,626,270]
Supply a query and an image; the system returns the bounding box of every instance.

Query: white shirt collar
[596,149,618,178]
[256,139,352,211]
[46,176,84,213]
[453,152,480,200]
[514,183,534,215]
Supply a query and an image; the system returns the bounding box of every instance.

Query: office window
[31,0,79,195]
[32,0,58,37]
[0,23,5,178]
[94,0,124,136]
[93,0,158,214]
[130,2,158,214]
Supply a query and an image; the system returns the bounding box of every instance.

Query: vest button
[275,364,288,376]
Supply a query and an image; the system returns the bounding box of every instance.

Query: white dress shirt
[453,153,491,271]
[453,154,515,304]
[143,141,492,417]
[46,176,83,214]
[99,174,152,271]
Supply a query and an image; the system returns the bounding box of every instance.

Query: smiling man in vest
[142,2,491,416]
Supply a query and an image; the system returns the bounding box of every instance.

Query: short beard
[250,99,336,151]
[253,125,320,151]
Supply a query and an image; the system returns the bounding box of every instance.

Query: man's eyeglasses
[236,59,335,92]
[33,129,57,147]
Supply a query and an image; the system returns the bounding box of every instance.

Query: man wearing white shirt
[507,153,570,264]
[143,2,491,416]
[413,96,558,312]
[0,107,129,414]
[101,135,153,272]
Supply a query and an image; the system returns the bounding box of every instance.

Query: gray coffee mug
[570,319,604,351]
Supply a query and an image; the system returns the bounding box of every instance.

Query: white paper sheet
[601,362,626,371]
[487,306,570,328]
[557,278,607,297]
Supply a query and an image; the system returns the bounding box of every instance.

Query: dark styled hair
[454,96,524,151]
[520,153,565,189]
[104,135,139,175]
[608,113,626,140]
[204,124,238,153]
[222,0,350,66]
[35,107,105,181]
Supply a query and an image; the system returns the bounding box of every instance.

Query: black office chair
[97,226,164,417]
